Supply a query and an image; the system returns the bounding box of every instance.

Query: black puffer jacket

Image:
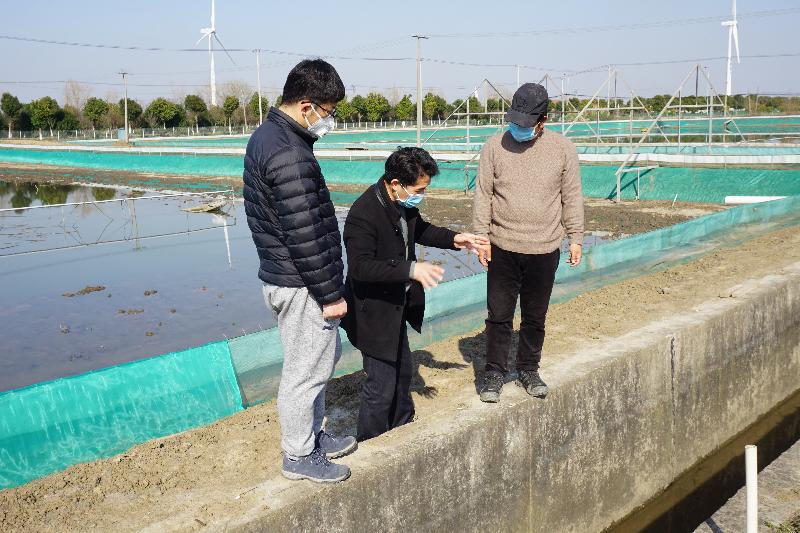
[243,107,344,306]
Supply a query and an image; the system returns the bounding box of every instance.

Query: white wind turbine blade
[733,25,740,63]
[211,0,216,30]
[196,29,212,46]
[214,33,236,64]
[732,0,737,21]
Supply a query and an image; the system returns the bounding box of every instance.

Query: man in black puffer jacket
[243,59,355,483]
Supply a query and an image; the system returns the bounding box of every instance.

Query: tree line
[1,89,798,137]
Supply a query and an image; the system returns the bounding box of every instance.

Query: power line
[0,34,413,62]
[2,52,798,90]
[427,7,800,38]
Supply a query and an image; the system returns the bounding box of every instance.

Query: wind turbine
[721,0,740,96]
[196,0,234,107]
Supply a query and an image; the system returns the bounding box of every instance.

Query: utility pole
[412,35,428,146]
[254,49,263,125]
[119,70,129,144]
[516,64,521,89]
[560,74,566,134]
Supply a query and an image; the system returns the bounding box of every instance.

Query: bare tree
[64,80,92,111]
[387,86,403,107]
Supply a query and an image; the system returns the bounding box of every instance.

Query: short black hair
[382,147,439,186]
[281,59,345,105]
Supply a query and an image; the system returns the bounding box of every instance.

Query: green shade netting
[0,341,242,489]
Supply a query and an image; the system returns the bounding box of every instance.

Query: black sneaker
[479,370,504,403]
[517,370,548,398]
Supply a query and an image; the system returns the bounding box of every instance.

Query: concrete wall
[224,263,800,533]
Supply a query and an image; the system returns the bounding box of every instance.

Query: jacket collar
[373,179,402,224]
[268,107,317,147]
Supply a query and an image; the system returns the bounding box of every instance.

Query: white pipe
[745,444,758,533]
[724,196,787,205]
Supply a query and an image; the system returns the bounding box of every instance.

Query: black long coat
[341,181,457,360]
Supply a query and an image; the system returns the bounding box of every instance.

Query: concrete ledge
[201,262,800,532]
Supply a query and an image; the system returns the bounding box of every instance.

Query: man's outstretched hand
[454,233,490,253]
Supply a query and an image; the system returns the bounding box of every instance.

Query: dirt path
[2,223,799,532]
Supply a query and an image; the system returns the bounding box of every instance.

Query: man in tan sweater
[472,82,584,403]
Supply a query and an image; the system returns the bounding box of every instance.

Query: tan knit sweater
[472,129,584,254]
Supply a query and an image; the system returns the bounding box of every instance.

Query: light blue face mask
[397,184,424,208]
[508,122,536,142]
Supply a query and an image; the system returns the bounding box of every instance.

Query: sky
[1,0,798,106]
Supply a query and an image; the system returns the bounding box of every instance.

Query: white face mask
[304,104,335,138]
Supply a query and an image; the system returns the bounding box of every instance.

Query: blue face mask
[508,122,536,142]
[397,184,424,209]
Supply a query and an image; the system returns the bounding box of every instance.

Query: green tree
[364,92,391,122]
[29,96,61,136]
[57,107,81,131]
[351,95,367,122]
[145,98,183,129]
[394,95,415,121]
[646,94,670,114]
[422,93,448,120]
[335,98,357,122]
[118,98,143,126]
[83,98,110,132]
[222,96,240,128]
[208,105,227,127]
[184,94,208,130]
[728,94,746,111]
[466,96,483,119]
[1,92,23,138]
[17,107,33,131]
[247,93,269,123]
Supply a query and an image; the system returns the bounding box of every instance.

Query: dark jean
[485,244,560,374]
[357,326,414,441]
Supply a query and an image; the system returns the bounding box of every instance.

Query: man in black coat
[342,147,489,441]
[243,59,355,483]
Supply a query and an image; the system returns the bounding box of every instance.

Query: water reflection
[0,181,120,213]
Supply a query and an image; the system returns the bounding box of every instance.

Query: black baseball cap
[505,83,550,128]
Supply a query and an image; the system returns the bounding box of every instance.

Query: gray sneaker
[317,430,357,459]
[479,370,504,403]
[281,448,351,483]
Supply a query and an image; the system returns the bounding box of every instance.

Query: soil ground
[2,219,799,532]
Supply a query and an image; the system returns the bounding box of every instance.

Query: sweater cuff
[568,233,584,246]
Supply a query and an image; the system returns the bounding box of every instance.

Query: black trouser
[485,244,560,374]
[357,326,414,441]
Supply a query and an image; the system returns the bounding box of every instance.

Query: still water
[0,181,488,392]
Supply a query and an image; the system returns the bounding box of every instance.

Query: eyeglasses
[312,102,338,118]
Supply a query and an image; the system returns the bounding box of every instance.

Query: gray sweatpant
[262,284,342,457]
